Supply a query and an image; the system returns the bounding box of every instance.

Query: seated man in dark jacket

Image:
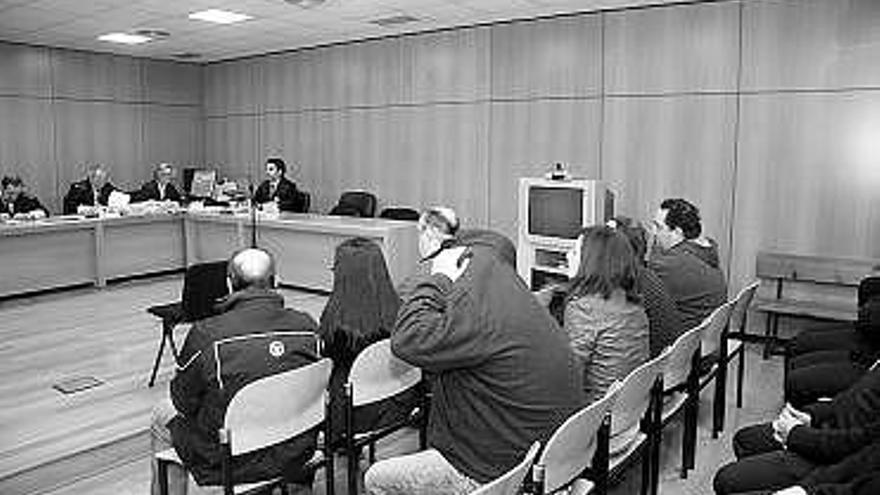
[1,175,48,219]
[713,363,880,494]
[150,247,320,495]
[63,164,117,214]
[365,207,584,494]
[134,162,182,203]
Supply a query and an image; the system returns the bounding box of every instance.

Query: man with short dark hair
[365,207,584,495]
[1,175,48,220]
[649,198,727,332]
[150,248,320,495]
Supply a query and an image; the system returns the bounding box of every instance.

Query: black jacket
[253,177,306,212]
[1,193,48,216]
[801,437,880,495]
[168,288,320,485]
[134,180,181,202]
[62,179,117,214]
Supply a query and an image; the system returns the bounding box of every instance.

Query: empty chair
[470,442,541,495]
[696,301,735,438]
[146,260,229,387]
[155,358,335,495]
[329,191,377,217]
[379,207,420,221]
[725,282,760,407]
[534,386,618,495]
[341,339,426,495]
[659,324,703,478]
[608,350,668,495]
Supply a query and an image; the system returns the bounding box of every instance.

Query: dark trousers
[713,424,817,495]
[785,328,873,408]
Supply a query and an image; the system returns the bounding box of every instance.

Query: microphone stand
[249,181,257,248]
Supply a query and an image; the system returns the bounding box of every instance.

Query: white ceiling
[0,0,679,63]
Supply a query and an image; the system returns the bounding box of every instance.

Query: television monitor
[528,186,584,239]
[189,170,216,199]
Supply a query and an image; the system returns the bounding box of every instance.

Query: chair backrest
[662,324,702,392]
[224,358,332,456]
[609,350,668,454]
[379,207,420,221]
[538,386,618,493]
[729,281,759,334]
[470,441,541,495]
[335,191,377,217]
[181,260,229,322]
[348,338,422,407]
[699,301,734,358]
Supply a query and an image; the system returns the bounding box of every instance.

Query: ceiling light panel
[98,32,152,44]
[189,9,253,24]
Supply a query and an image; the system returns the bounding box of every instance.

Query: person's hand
[431,246,470,282]
[783,403,811,426]
[772,411,802,445]
[533,284,561,307]
[772,486,807,495]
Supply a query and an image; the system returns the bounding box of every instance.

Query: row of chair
[478,280,760,495]
[155,338,428,495]
[327,190,420,221]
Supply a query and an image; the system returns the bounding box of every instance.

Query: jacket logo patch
[268,340,285,358]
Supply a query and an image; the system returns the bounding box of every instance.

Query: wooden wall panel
[490,14,602,99]
[204,60,259,116]
[144,106,204,183]
[51,49,143,102]
[604,1,740,94]
[0,43,51,97]
[142,59,202,106]
[742,0,880,91]
[204,116,259,183]
[402,27,491,104]
[0,96,55,212]
[488,99,602,240]
[730,91,880,290]
[601,95,737,273]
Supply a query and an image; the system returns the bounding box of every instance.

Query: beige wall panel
[0,96,55,212]
[260,52,298,113]
[490,14,602,99]
[402,27,490,104]
[340,37,405,107]
[142,59,202,106]
[53,100,144,194]
[0,42,51,97]
[51,49,143,102]
[730,92,880,291]
[144,106,204,184]
[300,46,347,110]
[742,0,880,91]
[604,1,740,94]
[488,99,602,240]
[602,95,737,273]
[204,60,259,117]
[204,116,260,183]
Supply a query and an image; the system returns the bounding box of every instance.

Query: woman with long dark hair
[319,237,416,443]
[563,225,650,403]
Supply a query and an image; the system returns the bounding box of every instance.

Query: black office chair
[329,191,377,218]
[379,207,420,221]
[146,260,229,387]
[279,189,311,213]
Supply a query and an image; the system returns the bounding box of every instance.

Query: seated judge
[63,164,117,214]
[253,157,304,212]
[135,162,181,203]
[1,175,48,220]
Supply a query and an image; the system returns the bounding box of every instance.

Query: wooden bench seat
[752,252,880,357]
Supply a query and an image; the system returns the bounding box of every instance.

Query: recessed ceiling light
[370,15,421,27]
[98,32,152,44]
[284,0,326,8]
[189,9,252,24]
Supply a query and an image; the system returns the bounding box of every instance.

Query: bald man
[150,248,321,494]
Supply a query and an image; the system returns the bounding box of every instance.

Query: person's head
[1,176,24,202]
[457,229,516,268]
[653,198,702,250]
[567,225,639,302]
[154,163,174,185]
[265,158,286,181]
[418,206,459,259]
[319,237,400,354]
[227,248,275,292]
[609,216,648,265]
[88,165,109,188]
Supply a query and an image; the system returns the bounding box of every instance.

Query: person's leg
[732,423,782,460]
[364,449,481,495]
[788,328,860,358]
[151,398,189,495]
[785,360,865,408]
[713,450,816,495]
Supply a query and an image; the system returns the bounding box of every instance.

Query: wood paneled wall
[0,43,203,213]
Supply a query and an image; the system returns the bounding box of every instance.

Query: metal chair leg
[149,323,169,387]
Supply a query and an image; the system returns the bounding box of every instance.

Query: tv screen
[528,186,583,239]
